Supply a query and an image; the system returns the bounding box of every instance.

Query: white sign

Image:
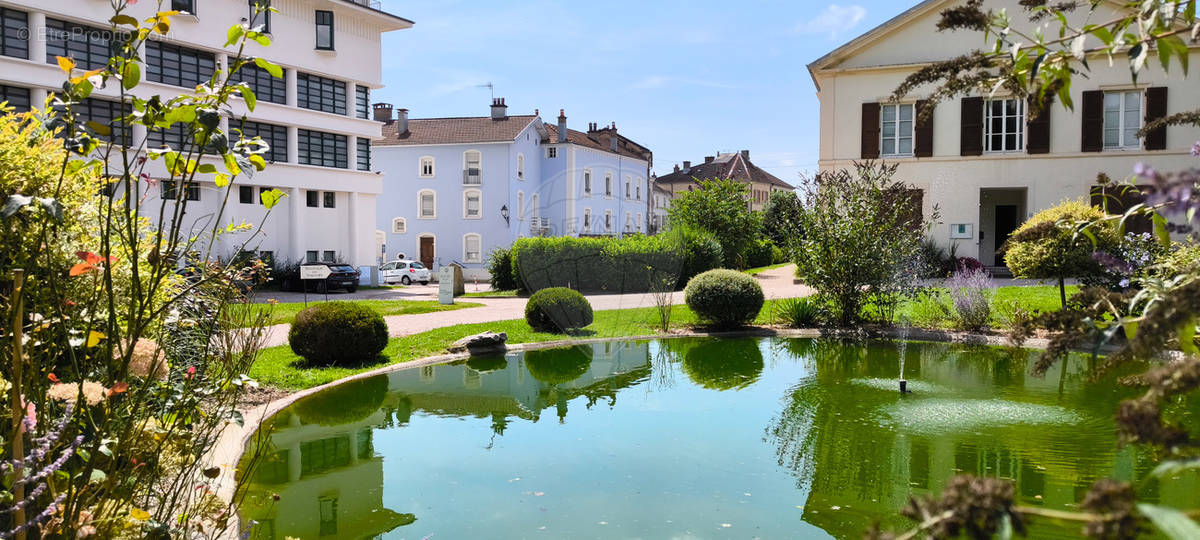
[438,267,455,305]
[949,223,974,240]
[300,265,332,280]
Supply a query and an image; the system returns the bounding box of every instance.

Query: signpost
[438,266,455,305]
[300,264,332,305]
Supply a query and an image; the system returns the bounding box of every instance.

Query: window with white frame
[625,176,631,199]
[546,147,557,158]
[463,189,481,219]
[880,103,914,156]
[584,170,592,195]
[605,211,612,232]
[419,156,435,177]
[531,194,540,220]
[463,150,481,185]
[583,208,592,231]
[392,217,406,234]
[625,212,632,232]
[636,213,642,231]
[605,174,613,197]
[517,154,525,180]
[1104,90,1142,149]
[636,179,642,200]
[418,190,436,218]
[464,234,482,263]
[517,191,525,220]
[985,98,1025,152]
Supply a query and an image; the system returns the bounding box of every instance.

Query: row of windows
[413,189,492,220]
[238,185,276,205]
[297,73,346,115]
[0,8,28,60]
[305,190,337,208]
[230,63,287,105]
[384,226,485,264]
[0,85,31,112]
[581,209,643,234]
[298,129,347,168]
[237,119,289,162]
[45,18,123,71]
[147,40,215,89]
[582,170,644,200]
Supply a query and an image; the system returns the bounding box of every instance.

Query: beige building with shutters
[808,0,1200,268]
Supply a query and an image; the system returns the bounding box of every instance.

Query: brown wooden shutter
[1144,86,1167,151]
[861,102,880,159]
[914,100,934,157]
[960,97,983,156]
[1081,90,1104,152]
[1026,98,1051,154]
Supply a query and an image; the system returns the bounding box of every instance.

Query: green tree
[761,190,804,250]
[1004,200,1119,308]
[667,178,762,268]
[792,162,931,325]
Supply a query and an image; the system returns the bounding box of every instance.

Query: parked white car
[381,259,431,285]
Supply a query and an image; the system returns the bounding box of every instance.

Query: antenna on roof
[475,82,494,100]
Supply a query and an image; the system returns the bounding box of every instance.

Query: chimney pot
[397,108,409,134]
[741,149,750,160]
[683,161,691,169]
[372,102,393,122]
[491,97,508,120]
[674,164,680,172]
[557,109,567,143]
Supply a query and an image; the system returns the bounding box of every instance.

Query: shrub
[486,246,519,291]
[918,237,958,278]
[289,301,389,364]
[744,238,779,269]
[684,269,765,328]
[524,346,593,384]
[774,296,823,327]
[525,287,594,332]
[292,374,389,426]
[762,190,805,250]
[678,227,724,287]
[510,232,720,293]
[681,338,764,390]
[957,257,984,273]
[1088,232,1169,290]
[1004,200,1119,306]
[1155,242,1200,277]
[946,269,994,330]
[668,178,763,268]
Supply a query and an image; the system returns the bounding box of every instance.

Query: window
[636,213,643,231]
[530,194,539,220]
[463,150,481,185]
[249,0,271,34]
[546,147,557,158]
[0,8,28,60]
[0,85,30,112]
[356,138,371,171]
[162,182,200,201]
[76,98,132,145]
[305,250,318,263]
[315,10,335,50]
[985,98,1025,152]
[147,41,215,89]
[323,191,336,208]
[1104,90,1142,149]
[237,120,288,162]
[419,190,436,218]
[392,217,406,234]
[517,191,524,221]
[239,186,253,204]
[636,179,642,200]
[625,212,632,232]
[419,156,435,177]
[298,129,348,168]
[464,234,482,263]
[297,72,346,115]
[229,63,286,105]
[463,190,481,219]
[45,19,121,71]
[148,123,192,150]
[322,250,336,262]
[171,0,195,14]
[517,153,525,180]
[583,208,592,231]
[584,170,592,195]
[625,176,631,199]
[605,211,612,232]
[881,103,914,156]
[306,190,319,207]
[354,85,369,119]
[605,174,613,197]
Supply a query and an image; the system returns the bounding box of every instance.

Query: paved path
[256,264,815,348]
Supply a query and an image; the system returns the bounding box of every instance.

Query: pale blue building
[370,99,653,279]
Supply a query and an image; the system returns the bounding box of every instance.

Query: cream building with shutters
[808,0,1200,268]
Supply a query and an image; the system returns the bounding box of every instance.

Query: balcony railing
[530,218,551,236]
[462,170,481,185]
[347,0,384,10]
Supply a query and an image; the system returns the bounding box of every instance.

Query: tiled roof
[545,124,652,162]
[375,115,538,146]
[655,152,792,189]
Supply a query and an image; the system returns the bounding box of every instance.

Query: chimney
[557,109,567,143]
[674,164,680,172]
[372,102,393,122]
[490,97,508,120]
[683,161,691,169]
[397,108,409,134]
[704,156,714,164]
[609,122,618,152]
[741,149,750,160]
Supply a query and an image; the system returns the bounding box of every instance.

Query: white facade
[0,0,411,279]
[808,0,1200,266]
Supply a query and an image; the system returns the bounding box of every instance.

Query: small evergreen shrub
[1155,242,1200,277]
[289,301,388,365]
[524,347,593,384]
[684,269,765,328]
[678,227,724,287]
[744,238,779,269]
[292,374,389,426]
[775,296,823,327]
[525,287,594,333]
[486,247,518,291]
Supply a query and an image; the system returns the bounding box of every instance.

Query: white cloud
[632,75,671,89]
[795,4,867,39]
[630,75,739,90]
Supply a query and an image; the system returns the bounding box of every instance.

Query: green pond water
[237,338,1200,539]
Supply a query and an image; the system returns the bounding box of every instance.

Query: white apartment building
[808,0,1200,268]
[0,0,411,279]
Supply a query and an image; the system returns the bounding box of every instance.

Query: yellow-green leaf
[197,163,218,174]
[1180,318,1198,356]
[110,14,139,26]
[226,24,245,47]
[214,173,231,188]
[253,57,283,78]
[56,56,75,73]
[130,508,151,521]
[86,331,105,348]
[260,188,285,209]
[248,154,267,171]
[224,152,242,176]
[240,85,257,112]
[122,61,140,91]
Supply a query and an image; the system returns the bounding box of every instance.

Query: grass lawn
[897,284,1078,329]
[231,299,484,327]
[461,289,522,298]
[744,263,790,276]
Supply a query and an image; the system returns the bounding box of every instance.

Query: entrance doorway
[419,236,435,269]
[978,188,1027,267]
[994,205,1019,266]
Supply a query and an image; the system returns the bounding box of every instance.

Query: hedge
[510,230,722,293]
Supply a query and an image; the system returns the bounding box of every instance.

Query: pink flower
[186,366,196,380]
[1192,141,1200,157]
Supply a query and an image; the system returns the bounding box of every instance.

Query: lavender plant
[946,269,993,331]
[1,406,82,539]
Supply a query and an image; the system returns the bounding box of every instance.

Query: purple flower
[1192,141,1200,157]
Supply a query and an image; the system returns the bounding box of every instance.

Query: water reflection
[675,337,765,390]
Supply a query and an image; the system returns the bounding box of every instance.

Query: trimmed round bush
[289,301,388,365]
[525,287,594,333]
[684,269,765,328]
[524,347,593,384]
[292,374,388,426]
[682,338,764,390]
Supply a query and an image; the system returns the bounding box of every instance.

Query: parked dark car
[305,262,361,293]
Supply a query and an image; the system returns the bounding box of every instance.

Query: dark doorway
[419,237,435,270]
[994,205,1019,266]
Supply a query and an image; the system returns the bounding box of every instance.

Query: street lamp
[500,204,510,225]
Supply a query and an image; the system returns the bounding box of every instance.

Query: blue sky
[372,1,914,184]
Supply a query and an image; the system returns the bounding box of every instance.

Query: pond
[237,338,1200,539]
